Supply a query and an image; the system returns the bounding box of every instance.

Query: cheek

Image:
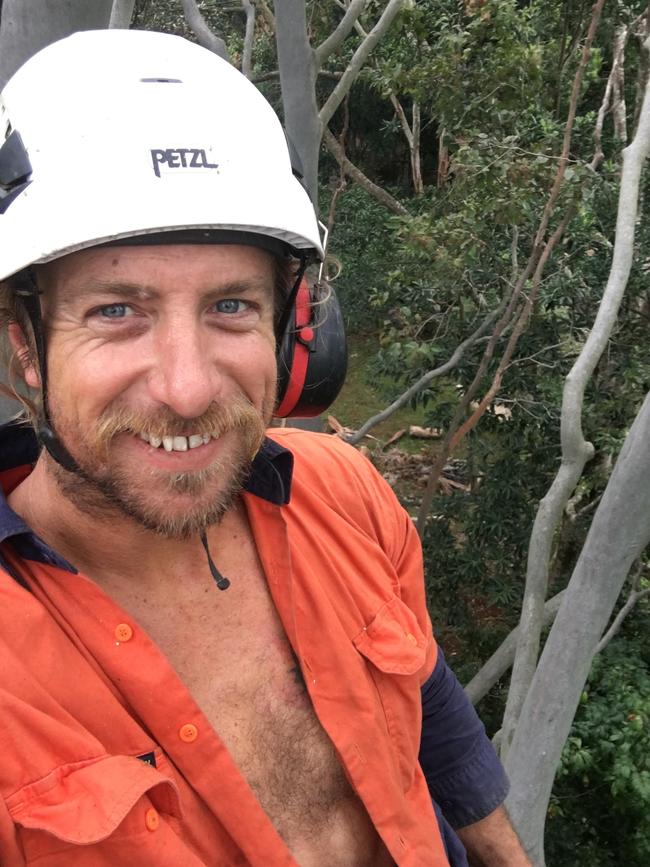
[48,346,137,418]
[240,342,278,403]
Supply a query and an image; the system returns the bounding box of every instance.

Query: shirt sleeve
[419,648,510,829]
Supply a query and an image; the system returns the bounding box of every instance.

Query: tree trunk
[0,0,114,88]
[109,0,136,29]
[505,389,650,864]
[274,0,321,203]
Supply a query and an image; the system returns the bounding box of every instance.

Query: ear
[7,322,40,389]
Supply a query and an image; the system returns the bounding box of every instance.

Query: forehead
[38,243,276,298]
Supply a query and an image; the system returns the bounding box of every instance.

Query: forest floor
[326,333,457,513]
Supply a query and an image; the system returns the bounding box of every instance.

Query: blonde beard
[49,394,268,539]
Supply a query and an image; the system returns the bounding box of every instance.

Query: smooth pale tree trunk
[109,0,136,29]
[0,0,114,88]
[504,388,650,864]
[273,0,321,203]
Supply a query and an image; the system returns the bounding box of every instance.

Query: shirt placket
[20,557,298,867]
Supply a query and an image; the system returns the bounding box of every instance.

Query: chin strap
[14,270,80,473]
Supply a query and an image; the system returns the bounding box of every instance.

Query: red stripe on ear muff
[275,278,312,417]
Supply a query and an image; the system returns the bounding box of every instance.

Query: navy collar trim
[0,420,293,572]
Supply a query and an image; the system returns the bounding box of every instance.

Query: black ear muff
[275,279,347,418]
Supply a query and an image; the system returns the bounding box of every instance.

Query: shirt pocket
[353,595,427,790]
[7,753,201,866]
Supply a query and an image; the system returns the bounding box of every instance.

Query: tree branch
[449,210,574,451]
[180,0,229,62]
[416,2,607,547]
[464,591,566,706]
[595,563,649,653]
[506,388,650,863]
[322,125,408,215]
[389,92,413,146]
[253,68,341,83]
[319,0,405,128]
[612,25,628,142]
[345,307,501,445]
[501,16,649,765]
[241,0,255,78]
[314,0,367,69]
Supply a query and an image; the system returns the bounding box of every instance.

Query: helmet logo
[150,148,218,178]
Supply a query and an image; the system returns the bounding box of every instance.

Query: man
[0,30,530,866]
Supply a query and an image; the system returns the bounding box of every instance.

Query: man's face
[31,243,278,538]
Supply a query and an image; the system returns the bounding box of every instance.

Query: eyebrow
[58,277,273,305]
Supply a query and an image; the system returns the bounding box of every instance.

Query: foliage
[546,608,650,866]
[328,2,650,856]
[321,183,400,330]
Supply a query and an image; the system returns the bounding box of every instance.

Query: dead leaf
[409,425,442,439]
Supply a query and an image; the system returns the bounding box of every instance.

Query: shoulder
[268,427,374,477]
[267,428,394,507]
[267,428,411,559]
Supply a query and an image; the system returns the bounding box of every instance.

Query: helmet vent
[140,77,182,84]
[0,131,32,189]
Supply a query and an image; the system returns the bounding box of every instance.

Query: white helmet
[0,29,324,281]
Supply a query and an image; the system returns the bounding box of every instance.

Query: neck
[7,454,243,598]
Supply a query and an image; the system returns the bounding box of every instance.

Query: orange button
[405,632,418,645]
[179,723,198,743]
[114,623,133,642]
[144,807,159,831]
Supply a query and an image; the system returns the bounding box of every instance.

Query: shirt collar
[0,419,293,569]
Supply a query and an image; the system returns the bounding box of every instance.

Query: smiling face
[25,243,278,538]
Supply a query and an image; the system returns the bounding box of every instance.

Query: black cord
[14,270,80,472]
[200,531,230,591]
[275,254,308,340]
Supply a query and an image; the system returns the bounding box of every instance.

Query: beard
[48,394,268,540]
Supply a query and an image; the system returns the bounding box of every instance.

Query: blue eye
[98,303,131,318]
[215,299,248,314]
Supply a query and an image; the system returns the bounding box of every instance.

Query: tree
[0,0,114,88]
[324,1,650,859]
[273,0,406,202]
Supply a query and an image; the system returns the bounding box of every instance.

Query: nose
[146,318,223,418]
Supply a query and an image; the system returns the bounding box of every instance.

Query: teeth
[138,431,206,452]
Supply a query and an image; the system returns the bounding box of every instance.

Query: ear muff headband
[275,279,312,417]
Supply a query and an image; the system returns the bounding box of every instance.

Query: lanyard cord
[200,531,230,591]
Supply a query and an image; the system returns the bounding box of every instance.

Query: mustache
[90,395,264,452]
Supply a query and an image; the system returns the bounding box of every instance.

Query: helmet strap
[14,271,80,473]
[276,254,308,340]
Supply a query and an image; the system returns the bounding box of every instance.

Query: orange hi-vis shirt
[0,428,449,866]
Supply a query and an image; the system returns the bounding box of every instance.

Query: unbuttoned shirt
[0,422,507,866]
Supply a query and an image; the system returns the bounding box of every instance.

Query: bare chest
[119,541,393,866]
